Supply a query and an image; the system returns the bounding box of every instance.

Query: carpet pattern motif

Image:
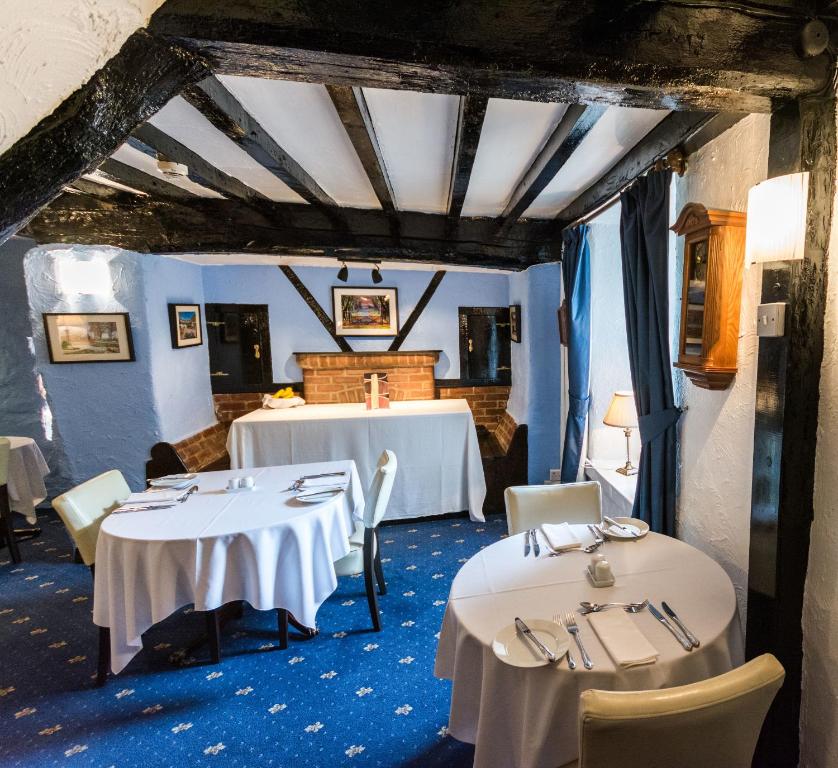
[0,512,506,767]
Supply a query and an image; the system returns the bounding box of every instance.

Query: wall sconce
[744,171,809,264]
[55,258,113,297]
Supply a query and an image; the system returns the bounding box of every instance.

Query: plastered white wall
[0,0,164,155]
[800,105,838,768]
[674,113,770,631]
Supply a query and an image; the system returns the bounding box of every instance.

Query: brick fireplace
[296,351,439,404]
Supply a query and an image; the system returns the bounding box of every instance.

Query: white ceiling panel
[217,76,381,209]
[148,96,305,204]
[110,143,223,198]
[523,106,669,219]
[362,88,460,214]
[461,99,568,218]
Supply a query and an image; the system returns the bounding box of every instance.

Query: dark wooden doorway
[205,304,273,393]
[458,307,511,385]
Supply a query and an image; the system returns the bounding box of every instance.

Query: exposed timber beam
[97,158,199,201]
[556,111,722,227]
[447,95,489,229]
[279,265,352,352]
[22,195,560,270]
[325,84,400,237]
[497,104,606,234]
[149,0,830,113]
[389,271,446,351]
[182,76,338,210]
[0,29,208,245]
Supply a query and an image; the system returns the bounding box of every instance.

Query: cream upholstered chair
[567,653,784,768]
[334,450,397,631]
[504,481,602,535]
[0,438,21,563]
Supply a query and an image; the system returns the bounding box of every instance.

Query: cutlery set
[286,471,347,492]
[523,525,605,558]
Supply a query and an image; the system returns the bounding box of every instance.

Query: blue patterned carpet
[0,512,506,767]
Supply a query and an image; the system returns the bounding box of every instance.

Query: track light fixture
[337,262,349,282]
[371,263,383,284]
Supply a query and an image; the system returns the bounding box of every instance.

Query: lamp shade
[744,171,809,264]
[603,391,638,428]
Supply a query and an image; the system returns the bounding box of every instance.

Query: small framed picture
[168,304,203,349]
[43,312,135,363]
[510,304,522,343]
[333,287,399,336]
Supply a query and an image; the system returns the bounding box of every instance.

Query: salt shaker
[595,559,613,582]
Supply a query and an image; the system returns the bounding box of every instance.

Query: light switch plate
[757,302,786,337]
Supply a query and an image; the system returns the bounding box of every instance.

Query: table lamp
[603,391,638,476]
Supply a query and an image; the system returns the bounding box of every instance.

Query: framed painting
[168,303,203,348]
[43,312,135,363]
[510,304,522,343]
[333,287,399,336]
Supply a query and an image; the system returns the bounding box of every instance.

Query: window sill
[584,459,637,519]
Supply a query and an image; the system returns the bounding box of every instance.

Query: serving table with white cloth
[227,399,486,521]
[93,460,363,674]
[434,528,743,768]
[3,436,49,524]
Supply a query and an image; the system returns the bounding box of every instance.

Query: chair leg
[204,610,221,664]
[373,529,387,596]
[0,486,21,564]
[97,626,110,686]
[277,609,289,650]
[363,528,381,632]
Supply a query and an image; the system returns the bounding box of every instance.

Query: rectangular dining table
[227,399,486,521]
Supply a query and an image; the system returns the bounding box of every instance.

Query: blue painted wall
[201,265,510,381]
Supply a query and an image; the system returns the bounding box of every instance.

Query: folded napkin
[588,609,659,668]
[539,522,581,552]
[262,394,306,409]
[299,474,347,489]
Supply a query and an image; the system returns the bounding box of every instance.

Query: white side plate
[492,618,570,668]
[603,517,650,540]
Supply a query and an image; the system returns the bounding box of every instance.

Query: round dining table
[93,460,364,674]
[3,436,50,524]
[434,527,743,768]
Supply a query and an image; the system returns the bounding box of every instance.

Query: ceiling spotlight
[371,264,383,284]
[337,262,349,282]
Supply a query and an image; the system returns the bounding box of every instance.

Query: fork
[564,611,594,669]
[555,614,577,670]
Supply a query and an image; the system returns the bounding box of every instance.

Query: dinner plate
[294,488,345,503]
[149,474,198,488]
[492,618,570,668]
[603,517,650,540]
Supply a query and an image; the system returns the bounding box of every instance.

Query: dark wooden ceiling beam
[496,104,606,234]
[22,194,560,270]
[149,0,830,113]
[446,94,489,236]
[0,29,208,245]
[97,157,200,201]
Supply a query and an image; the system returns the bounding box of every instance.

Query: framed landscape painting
[333,287,399,336]
[43,312,135,363]
[168,303,203,348]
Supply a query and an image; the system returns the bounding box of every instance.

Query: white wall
[674,114,770,629]
[0,0,164,155]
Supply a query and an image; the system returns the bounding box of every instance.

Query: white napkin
[262,395,306,409]
[118,488,191,509]
[299,474,347,489]
[588,609,659,668]
[539,522,582,552]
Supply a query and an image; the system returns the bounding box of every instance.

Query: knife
[514,618,557,662]
[530,528,541,557]
[662,602,700,648]
[523,529,531,557]
[587,524,604,544]
[603,515,640,537]
[648,603,693,651]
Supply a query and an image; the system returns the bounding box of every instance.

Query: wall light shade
[56,258,113,297]
[744,171,809,264]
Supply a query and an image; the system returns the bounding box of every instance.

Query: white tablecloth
[3,436,49,524]
[227,400,486,522]
[434,528,743,768]
[93,461,363,674]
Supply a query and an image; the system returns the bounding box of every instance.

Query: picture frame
[43,312,135,364]
[510,304,522,343]
[168,303,203,349]
[333,287,399,336]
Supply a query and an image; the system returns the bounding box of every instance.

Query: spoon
[579,600,649,614]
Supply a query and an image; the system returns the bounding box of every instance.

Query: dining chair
[331,449,397,632]
[504,481,602,535]
[0,438,21,564]
[52,470,223,684]
[567,653,785,768]
[145,441,189,482]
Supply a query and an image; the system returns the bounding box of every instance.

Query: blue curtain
[560,224,591,483]
[619,171,679,535]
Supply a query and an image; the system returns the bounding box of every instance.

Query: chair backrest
[364,450,397,529]
[0,438,9,487]
[146,441,189,481]
[578,653,785,768]
[504,481,602,535]
[52,470,131,566]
